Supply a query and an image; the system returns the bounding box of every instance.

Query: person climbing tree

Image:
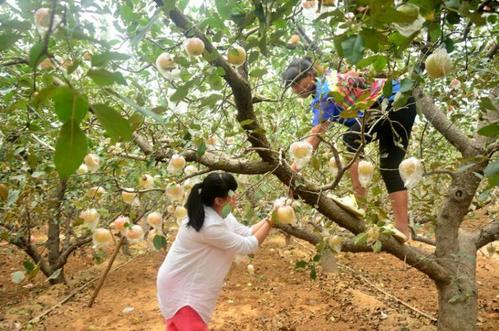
[283,57,417,241]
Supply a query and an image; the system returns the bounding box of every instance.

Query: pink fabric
[166,306,208,331]
[332,72,385,111]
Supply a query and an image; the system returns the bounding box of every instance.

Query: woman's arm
[252,217,272,244]
[202,217,273,254]
[251,217,269,234]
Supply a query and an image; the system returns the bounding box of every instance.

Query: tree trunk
[46,179,67,284]
[436,234,477,331]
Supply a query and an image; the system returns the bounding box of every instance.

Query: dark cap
[282,57,316,88]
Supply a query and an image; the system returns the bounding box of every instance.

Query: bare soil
[1,219,498,331]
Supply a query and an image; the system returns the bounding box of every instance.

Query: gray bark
[46,179,67,284]
[436,233,478,331]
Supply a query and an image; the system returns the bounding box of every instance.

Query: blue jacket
[310,79,400,127]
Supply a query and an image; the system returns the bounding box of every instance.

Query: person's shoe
[382,224,408,243]
[328,194,365,218]
[391,227,408,243]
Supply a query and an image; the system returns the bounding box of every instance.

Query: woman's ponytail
[184,172,238,232]
[186,182,205,231]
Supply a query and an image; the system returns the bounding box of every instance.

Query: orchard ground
[1,209,497,331]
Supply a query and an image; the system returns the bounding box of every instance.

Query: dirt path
[1,231,498,331]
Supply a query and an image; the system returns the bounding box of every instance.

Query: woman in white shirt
[157,172,273,331]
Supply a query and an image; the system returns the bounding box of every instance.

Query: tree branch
[473,220,499,249]
[57,237,92,269]
[183,150,275,174]
[274,223,372,253]
[164,7,276,164]
[159,2,451,284]
[1,57,29,66]
[133,132,274,175]
[9,235,52,277]
[413,87,481,157]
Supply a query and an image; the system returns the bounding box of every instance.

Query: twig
[337,262,438,322]
[293,239,437,321]
[177,168,212,183]
[87,210,148,307]
[87,236,126,307]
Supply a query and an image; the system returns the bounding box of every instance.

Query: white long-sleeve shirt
[157,206,259,323]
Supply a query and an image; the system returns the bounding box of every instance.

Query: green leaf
[484,160,499,178]
[239,119,254,126]
[29,42,46,68]
[310,265,317,280]
[315,8,343,21]
[444,37,455,53]
[129,112,144,131]
[479,97,496,112]
[477,123,499,138]
[170,82,192,102]
[295,260,307,269]
[51,87,88,124]
[93,104,133,141]
[27,264,40,280]
[11,271,25,284]
[88,69,127,86]
[393,93,409,109]
[152,106,168,114]
[91,51,130,67]
[23,260,35,273]
[54,121,88,178]
[249,68,267,78]
[356,56,378,69]
[258,32,268,57]
[383,79,393,97]
[359,29,385,52]
[109,91,163,123]
[353,232,368,245]
[221,204,232,218]
[311,156,321,171]
[399,78,414,92]
[215,0,231,19]
[373,56,388,72]
[0,32,20,52]
[372,240,382,253]
[341,35,364,65]
[153,234,167,250]
[199,94,223,108]
[444,0,461,10]
[197,142,207,157]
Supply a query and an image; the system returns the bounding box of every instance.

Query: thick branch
[183,150,274,174]
[295,23,323,56]
[164,7,276,164]
[58,237,93,269]
[413,87,480,157]
[1,58,29,66]
[274,223,372,253]
[473,220,499,249]
[10,236,52,277]
[46,180,66,269]
[133,132,274,175]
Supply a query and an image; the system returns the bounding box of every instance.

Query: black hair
[282,57,317,88]
[185,172,238,232]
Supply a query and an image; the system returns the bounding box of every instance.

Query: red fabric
[166,306,208,331]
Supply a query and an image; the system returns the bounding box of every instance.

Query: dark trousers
[342,97,417,193]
